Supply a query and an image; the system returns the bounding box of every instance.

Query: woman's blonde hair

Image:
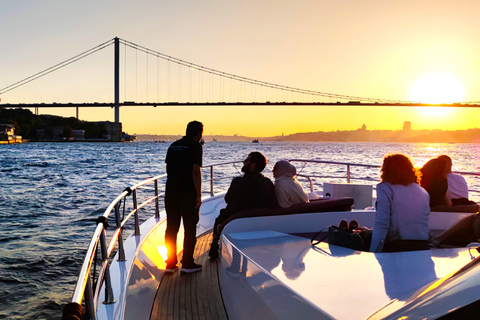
[380,154,419,185]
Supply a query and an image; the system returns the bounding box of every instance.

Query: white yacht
[64,159,480,320]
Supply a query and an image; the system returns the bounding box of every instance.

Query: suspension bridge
[1,37,479,124]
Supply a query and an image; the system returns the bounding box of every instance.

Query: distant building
[72,130,85,140]
[97,121,123,141]
[122,133,137,142]
[361,124,367,131]
[0,123,22,144]
[0,123,15,136]
[53,127,64,139]
[403,121,411,131]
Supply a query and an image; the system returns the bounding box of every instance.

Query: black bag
[311,225,367,251]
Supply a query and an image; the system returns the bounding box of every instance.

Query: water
[2,141,480,319]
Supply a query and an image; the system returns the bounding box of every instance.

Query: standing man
[165,120,203,274]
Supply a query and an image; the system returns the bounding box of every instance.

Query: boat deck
[150,231,228,320]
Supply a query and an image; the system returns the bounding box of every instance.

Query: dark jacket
[224,172,278,215]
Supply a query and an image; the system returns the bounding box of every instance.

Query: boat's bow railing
[66,160,243,319]
[67,173,166,319]
[204,160,244,196]
[288,159,381,192]
[288,159,480,201]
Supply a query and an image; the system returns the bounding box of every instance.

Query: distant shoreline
[136,127,480,144]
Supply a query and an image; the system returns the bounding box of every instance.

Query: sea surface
[2,141,480,319]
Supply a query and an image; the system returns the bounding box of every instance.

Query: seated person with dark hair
[420,158,452,209]
[208,152,278,259]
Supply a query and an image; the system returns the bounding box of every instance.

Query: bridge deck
[150,231,228,320]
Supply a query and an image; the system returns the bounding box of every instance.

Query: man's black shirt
[165,136,203,196]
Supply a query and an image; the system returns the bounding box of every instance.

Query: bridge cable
[0,39,114,95]
[118,38,411,104]
[4,37,478,105]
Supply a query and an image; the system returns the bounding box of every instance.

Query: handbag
[311,225,367,251]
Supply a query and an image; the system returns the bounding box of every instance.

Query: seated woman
[420,158,480,247]
[420,158,452,209]
[273,160,309,208]
[370,154,431,252]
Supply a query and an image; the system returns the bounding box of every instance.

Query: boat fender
[61,302,83,320]
[124,187,132,196]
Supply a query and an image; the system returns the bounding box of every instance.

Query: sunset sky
[1,0,480,137]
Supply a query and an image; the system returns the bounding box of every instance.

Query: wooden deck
[150,231,228,320]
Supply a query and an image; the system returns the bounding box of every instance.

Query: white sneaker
[181,262,202,274]
[165,264,179,274]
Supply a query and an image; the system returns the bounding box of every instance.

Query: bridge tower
[114,37,120,123]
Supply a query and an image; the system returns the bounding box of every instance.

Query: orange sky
[1,0,480,136]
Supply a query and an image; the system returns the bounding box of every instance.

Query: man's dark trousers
[165,194,199,265]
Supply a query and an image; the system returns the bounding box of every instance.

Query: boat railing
[289,159,381,192]
[204,160,244,196]
[288,159,480,200]
[68,161,243,319]
[69,173,166,319]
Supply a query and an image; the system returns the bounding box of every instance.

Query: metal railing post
[154,180,160,218]
[210,166,214,196]
[133,190,140,235]
[115,203,126,261]
[84,274,95,319]
[100,230,116,304]
[347,164,351,183]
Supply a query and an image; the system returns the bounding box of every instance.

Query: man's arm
[193,163,202,209]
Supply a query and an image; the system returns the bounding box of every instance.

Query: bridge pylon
[114,37,120,124]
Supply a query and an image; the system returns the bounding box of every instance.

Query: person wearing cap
[273,160,309,208]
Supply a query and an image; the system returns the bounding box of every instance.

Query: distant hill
[0,108,115,140]
[263,128,480,143]
[3,108,480,143]
[139,128,480,144]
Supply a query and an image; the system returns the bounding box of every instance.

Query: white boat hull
[219,210,479,319]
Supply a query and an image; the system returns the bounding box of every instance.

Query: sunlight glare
[417,106,453,117]
[157,245,168,262]
[410,72,465,104]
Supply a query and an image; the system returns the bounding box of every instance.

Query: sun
[410,72,465,104]
[410,72,465,117]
